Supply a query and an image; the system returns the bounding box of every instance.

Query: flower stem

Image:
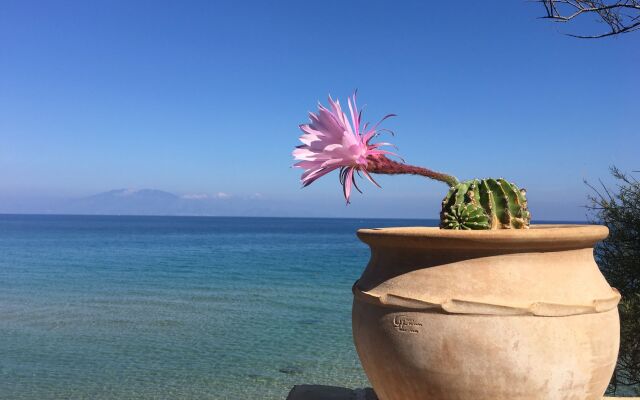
[367,156,459,187]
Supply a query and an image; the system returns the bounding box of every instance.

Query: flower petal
[294,92,398,203]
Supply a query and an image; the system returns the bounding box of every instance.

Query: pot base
[353,299,619,400]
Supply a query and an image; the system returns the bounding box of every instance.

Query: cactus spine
[440,178,531,230]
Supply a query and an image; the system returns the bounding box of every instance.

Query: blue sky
[1,1,638,219]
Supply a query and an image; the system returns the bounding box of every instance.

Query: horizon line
[0,213,590,223]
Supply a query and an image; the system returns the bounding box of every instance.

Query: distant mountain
[29,188,280,216]
[0,187,317,216]
[68,189,183,215]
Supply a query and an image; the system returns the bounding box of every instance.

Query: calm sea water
[0,215,437,399]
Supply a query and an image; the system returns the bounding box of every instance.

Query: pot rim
[356,224,608,251]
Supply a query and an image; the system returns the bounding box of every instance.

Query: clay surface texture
[352,225,620,400]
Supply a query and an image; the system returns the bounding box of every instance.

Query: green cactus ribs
[440,178,531,230]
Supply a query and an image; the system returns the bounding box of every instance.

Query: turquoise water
[0,215,436,399]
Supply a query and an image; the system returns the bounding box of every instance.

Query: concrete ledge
[286,385,639,400]
[286,385,377,400]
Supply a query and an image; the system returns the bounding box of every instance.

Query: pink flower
[293,93,397,203]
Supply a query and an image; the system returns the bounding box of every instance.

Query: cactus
[293,94,537,226]
[440,178,531,230]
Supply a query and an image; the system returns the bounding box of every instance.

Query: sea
[0,214,438,399]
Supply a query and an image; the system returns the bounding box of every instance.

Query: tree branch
[537,0,640,38]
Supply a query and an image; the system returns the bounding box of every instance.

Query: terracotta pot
[352,225,620,400]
